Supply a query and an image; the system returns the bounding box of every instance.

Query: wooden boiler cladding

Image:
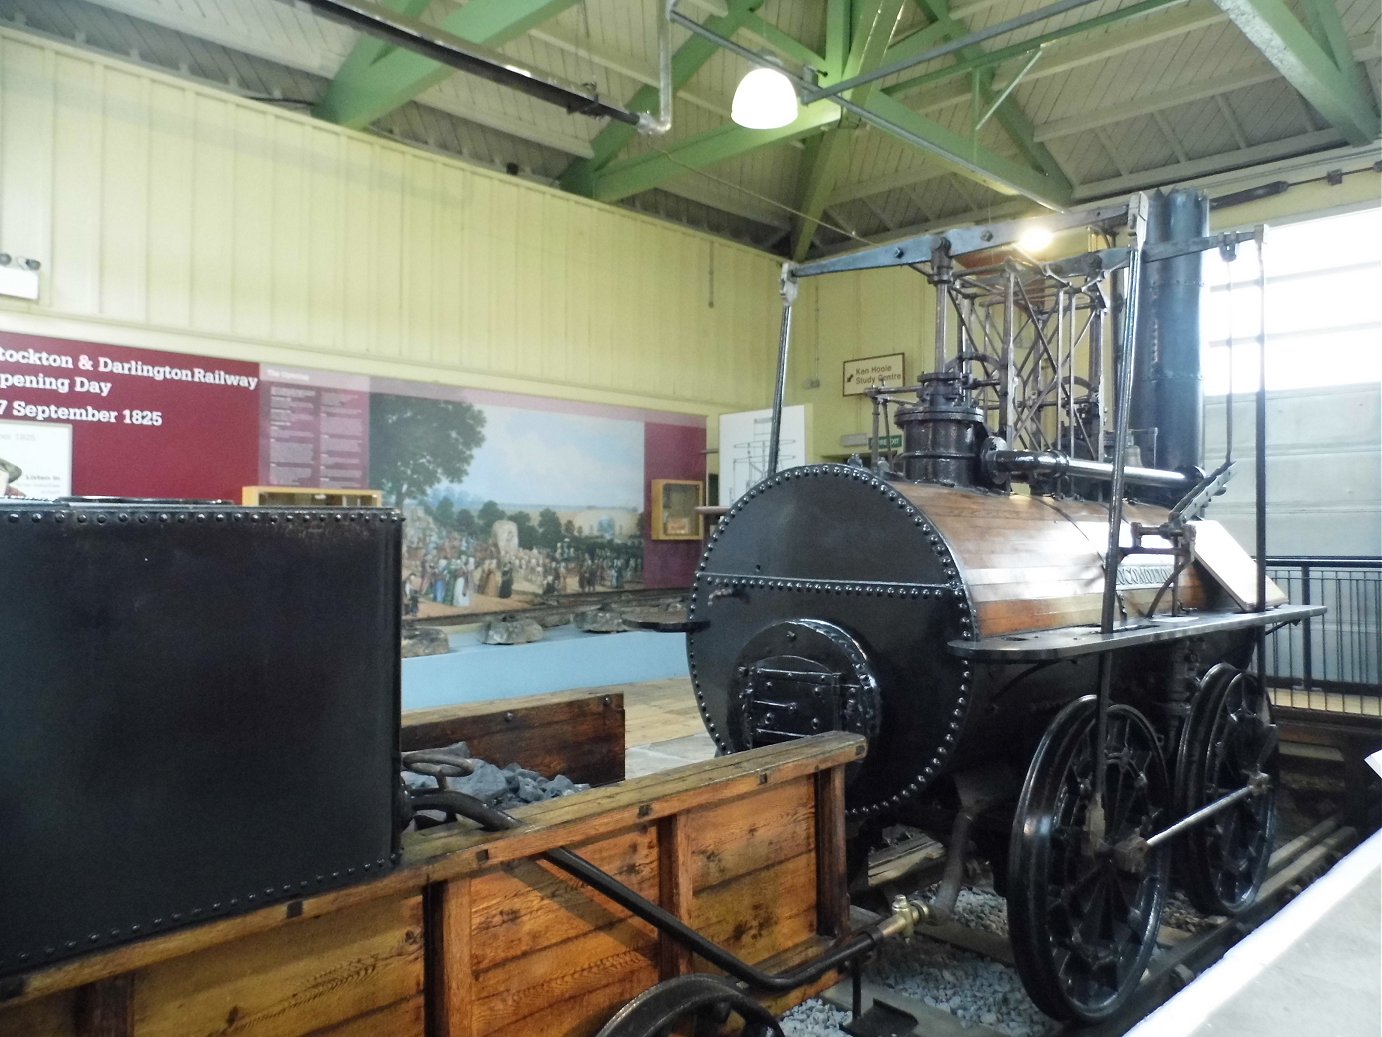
[688,463,1266,817]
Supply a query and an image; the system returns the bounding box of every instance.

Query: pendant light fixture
[730,60,799,129]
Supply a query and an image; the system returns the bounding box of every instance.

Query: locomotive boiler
[687,191,1321,1022]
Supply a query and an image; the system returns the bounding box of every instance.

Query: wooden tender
[0,727,863,1037]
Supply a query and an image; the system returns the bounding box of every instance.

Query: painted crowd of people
[399,505,643,616]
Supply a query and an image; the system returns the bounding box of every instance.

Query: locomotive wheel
[593,974,784,1037]
[1008,697,1170,1022]
[1173,663,1277,915]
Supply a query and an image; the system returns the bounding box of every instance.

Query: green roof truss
[316,0,582,128]
[1210,0,1378,145]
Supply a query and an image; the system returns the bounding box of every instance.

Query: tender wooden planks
[814,767,849,938]
[303,996,424,1037]
[469,927,657,1037]
[0,738,861,1037]
[657,814,694,980]
[402,690,626,786]
[469,826,660,973]
[684,782,816,889]
[74,976,133,1037]
[687,851,822,968]
[131,897,423,1037]
[0,990,77,1037]
[425,881,472,1037]
[2,736,862,1013]
[407,734,866,878]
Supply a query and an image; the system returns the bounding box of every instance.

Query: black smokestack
[1133,188,1209,480]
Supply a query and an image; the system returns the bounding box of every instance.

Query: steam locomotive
[687,190,1319,1021]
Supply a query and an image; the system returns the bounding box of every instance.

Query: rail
[1263,556,1381,701]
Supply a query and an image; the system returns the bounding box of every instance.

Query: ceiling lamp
[731,64,799,129]
[1017,226,1054,254]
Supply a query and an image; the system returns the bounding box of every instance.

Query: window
[1201,207,1382,394]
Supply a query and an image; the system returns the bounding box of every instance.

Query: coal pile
[403,740,589,814]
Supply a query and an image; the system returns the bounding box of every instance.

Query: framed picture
[843,353,905,396]
[651,479,704,540]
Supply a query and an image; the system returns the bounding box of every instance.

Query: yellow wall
[789,267,935,461]
[3,29,1373,474]
[0,29,787,441]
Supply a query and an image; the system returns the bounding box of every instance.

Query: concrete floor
[1128,828,1382,1037]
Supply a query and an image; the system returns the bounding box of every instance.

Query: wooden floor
[1270,687,1382,717]
[614,677,717,778]
[606,679,1380,780]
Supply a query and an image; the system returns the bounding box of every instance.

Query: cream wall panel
[0,29,789,416]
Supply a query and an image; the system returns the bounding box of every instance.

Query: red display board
[0,332,261,501]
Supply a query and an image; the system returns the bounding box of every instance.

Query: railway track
[794,698,1381,1037]
[806,814,1360,1037]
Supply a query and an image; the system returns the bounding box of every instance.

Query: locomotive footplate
[946,603,1324,662]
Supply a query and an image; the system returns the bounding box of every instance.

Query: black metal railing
[1263,556,1381,699]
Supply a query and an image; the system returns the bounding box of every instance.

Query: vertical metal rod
[933,245,952,372]
[1090,293,1104,461]
[769,268,799,477]
[1093,201,1146,823]
[1254,239,1267,613]
[1224,266,1235,462]
[1254,238,1268,701]
[1101,247,1143,634]
[1002,270,1015,439]
[1301,563,1313,690]
[871,394,883,475]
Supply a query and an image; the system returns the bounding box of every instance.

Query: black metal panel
[0,500,403,980]
[687,465,971,817]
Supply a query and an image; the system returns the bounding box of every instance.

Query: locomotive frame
[686,190,1323,1022]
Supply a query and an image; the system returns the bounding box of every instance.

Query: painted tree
[369,393,486,507]
[477,500,505,529]
[537,508,563,550]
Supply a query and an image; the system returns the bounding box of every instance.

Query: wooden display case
[650,479,704,541]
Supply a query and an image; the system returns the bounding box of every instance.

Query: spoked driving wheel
[594,974,785,1037]
[1174,663,1278,915]
[1008,697,1171,1022]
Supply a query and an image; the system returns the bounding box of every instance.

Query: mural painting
[370,387,646,619]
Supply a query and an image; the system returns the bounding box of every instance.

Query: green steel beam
[791,130,854,258]
[909,0,1069,186]
[881,17,961,67]
[825,0,851,79]
[854,91,1071,206]
[328,0,435,93]
[885,0,1185,99]
[562,0,764,196]
[589,101,841,202]
[1209,0,1377,144]
[316,0,582,128]
[791,0,907,260]
[742,12,826,69]
[1299,0,1376,124]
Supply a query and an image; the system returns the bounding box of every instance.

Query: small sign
[843,353,905,396]
[840,433,902,449]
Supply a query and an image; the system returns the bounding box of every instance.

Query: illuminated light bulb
[1017,226,1054,253]
[731,66,799,129]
